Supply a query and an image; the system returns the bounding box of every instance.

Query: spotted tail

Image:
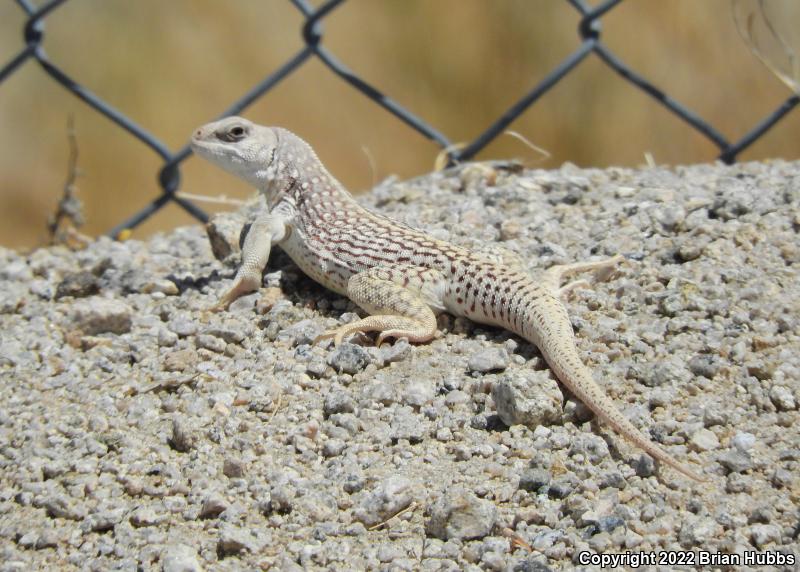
[512,288,706,482]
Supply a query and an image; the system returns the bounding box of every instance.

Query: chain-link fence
[2,0,798,238]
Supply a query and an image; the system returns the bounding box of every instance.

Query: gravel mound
[1,159,798,570]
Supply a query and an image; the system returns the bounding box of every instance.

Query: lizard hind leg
[314,265,445,347]
[542,254,625,297]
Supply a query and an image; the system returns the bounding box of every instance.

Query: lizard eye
[217,124,249,142]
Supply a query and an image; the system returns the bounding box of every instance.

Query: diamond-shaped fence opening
[2,0,798,238]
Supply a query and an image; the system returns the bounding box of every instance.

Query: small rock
[499,219,523,241]
[769,385,796,411]
[401,378,435,407]
[195,334,226,353]
[130,506,163,527]
[203,327,245,345]
[323,391,356,417]
[597,516,625,534]
[426,488,497,540]
[206,212,246,262]
[749,524,781,548]
[518,468,551,492]
[17,531,38,548]
[168,316,198,337]
[381,338,412,364]
[277,319,322,346]
[679,517,721,548]
[70,298,132,335]
[163,349,197,373]
[731,432,756,452]
[547,477,576,499]
[688,355,719,379]
[353,475,414,528]
[217,524,264,555]
[306,358,329,378]
[256,287,284,314]
[390,407,427,443]
[703,407,728,427]
[718,450,753,474]
[322,439,346,457]
[199,493,228,519]
[161,544,204,572]
[633,454,656,478]
[641,357,692,387]
[41,495,86,521]
[35,529,61,549]
[689,428,719,452]
[55,271,99,299]
[170,417,195,452]
[223,457,245,478]
[468,347,509,373]
[84,507,125,532]
[677,237,707,261]
[158,328,178,347]
[491,372,562,428]
[328,343,370,375]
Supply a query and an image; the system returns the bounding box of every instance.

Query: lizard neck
[260,128,352,211]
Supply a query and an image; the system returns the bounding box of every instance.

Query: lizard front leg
[213,212,288,311]
[315,265,446,346]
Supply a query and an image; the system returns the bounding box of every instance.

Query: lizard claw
[313,329,345,347]
[375,332,393,348]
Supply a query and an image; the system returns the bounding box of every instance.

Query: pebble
[70,298,132,335]
[327,343,370,374]
[467,347,509,373]
[223,457,246,478]
[380,338,412,364]
[769,385,796,411]
[199,493,229,519]
[323,391,356,417]
[195,334,226,353]
[731,432,756,452]
[518,468,551,492]
[749,524,782,548]
[426,488,497,540]
[491,371,562,427]
[689,428,720,451]
[352,476,414,528]
[168,316,198,337]
[217,524,265,555]
[206,212,245,261]
[161,544,204,572]
[718,450,754,474]
[55,271,99,299]
[129,506,163,527]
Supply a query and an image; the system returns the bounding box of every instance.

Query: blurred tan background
[1,0,798,249]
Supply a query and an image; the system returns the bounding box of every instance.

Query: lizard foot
[210,275,261,312]
[314,316,435,348]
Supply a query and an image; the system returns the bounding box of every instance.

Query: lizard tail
[516,290,706,482]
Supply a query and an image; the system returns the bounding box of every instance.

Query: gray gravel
[1,159,799,571]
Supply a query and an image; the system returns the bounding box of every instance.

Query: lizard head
[191,117,279,189]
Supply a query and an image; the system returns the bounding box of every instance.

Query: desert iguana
[190,117,705,482]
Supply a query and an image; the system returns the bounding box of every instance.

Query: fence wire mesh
[2,0,798,238]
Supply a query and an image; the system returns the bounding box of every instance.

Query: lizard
[190,116,705,482]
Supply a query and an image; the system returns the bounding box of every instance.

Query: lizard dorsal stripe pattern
[190,117,705,482]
